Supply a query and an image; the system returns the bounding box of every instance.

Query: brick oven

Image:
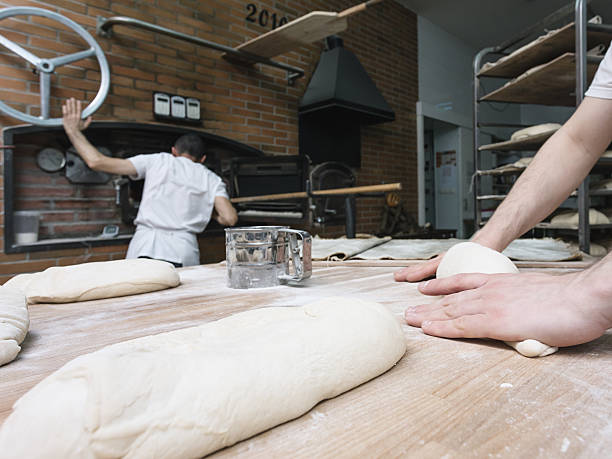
[2,122,262,254]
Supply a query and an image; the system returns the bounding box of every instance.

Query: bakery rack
[473,0,612,252]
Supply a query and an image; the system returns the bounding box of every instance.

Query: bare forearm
[213,197,238,226]
[63,126,136,176]
[213,209,238,226]
[62,98,136,176]
[64,127,107,170]
[474,130,596,250]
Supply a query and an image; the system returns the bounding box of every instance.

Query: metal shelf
[535,222,612,230]
[476,166,526,176]
[478,21,612,78]
[478,129,558,151]
[477,189,612,201]
[480,53,600,106]
[473,0,603,252]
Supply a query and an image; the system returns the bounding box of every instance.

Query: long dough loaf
[0,286,29,366]
[4,258,180,304]
[0,297,406,458]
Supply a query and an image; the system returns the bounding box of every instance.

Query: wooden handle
[231,182,401,203]
[338,0,385,19]
[312,182,400,196]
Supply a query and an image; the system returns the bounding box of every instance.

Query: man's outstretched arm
[62,98,136,176]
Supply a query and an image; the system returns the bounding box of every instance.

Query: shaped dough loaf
[0,285,29,366]
[437,242,558,357]
[5,259,180,304]
[550,209,609,228]
[510,123,561,141]
[0,297,406,458]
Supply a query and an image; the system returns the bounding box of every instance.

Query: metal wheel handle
[0,6,110,126]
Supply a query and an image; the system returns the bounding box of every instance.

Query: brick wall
[0,0,417,279]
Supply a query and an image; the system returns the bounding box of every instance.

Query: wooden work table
[1,262,610,457]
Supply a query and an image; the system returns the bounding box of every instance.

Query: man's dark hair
[174,134,205,160]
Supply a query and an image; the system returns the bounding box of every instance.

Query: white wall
[418,16,474,121]
[418,16,521,129]
[520,105,574,125]
[433,121,460,232]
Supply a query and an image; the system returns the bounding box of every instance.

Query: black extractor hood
[299,36,395,124]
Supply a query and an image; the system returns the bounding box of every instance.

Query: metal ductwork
[299,36,395,124]
[299,36,395,167]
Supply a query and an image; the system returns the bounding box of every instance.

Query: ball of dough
[437,242,519,279]
[436,242,557,358]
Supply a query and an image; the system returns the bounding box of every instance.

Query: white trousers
[126,226,200,267]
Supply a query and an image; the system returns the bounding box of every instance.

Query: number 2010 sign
[245,3,289,30]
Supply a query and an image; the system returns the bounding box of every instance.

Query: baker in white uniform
[396,43,612,351]
[62,98,238,267]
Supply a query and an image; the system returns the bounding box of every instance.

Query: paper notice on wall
[436,150,456,194]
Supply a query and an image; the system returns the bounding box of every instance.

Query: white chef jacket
[585,41,612,98]
[125,152,229,266]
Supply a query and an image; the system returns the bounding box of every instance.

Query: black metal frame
[472,0,612,252]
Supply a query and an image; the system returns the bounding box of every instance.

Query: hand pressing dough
[0,297,406,458]
[0,286,29,366]
[436,242,558,357]
[8,259,180,304]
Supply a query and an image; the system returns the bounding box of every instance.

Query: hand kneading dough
[21,259,180,304]
[0,297,406,458]
[0,286,29,366]
[437,242,558,357]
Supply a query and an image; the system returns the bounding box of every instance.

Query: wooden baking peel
[226,0,385,61]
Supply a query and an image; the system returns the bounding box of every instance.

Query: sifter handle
[278,229,312,282]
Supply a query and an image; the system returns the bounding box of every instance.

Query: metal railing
[96,16,305,84]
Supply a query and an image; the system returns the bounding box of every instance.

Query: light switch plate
[153,92,170,117]
[170,95,186,118]
[186,97,200,120]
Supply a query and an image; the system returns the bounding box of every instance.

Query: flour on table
[0,297,406,458]
[436,242,558,357]
[311,235,390,260]
[0,286,29,366]
[10,259,180,304]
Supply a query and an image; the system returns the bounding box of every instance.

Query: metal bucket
[225,226,312,289]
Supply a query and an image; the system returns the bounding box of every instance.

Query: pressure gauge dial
[36,148,66,172]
